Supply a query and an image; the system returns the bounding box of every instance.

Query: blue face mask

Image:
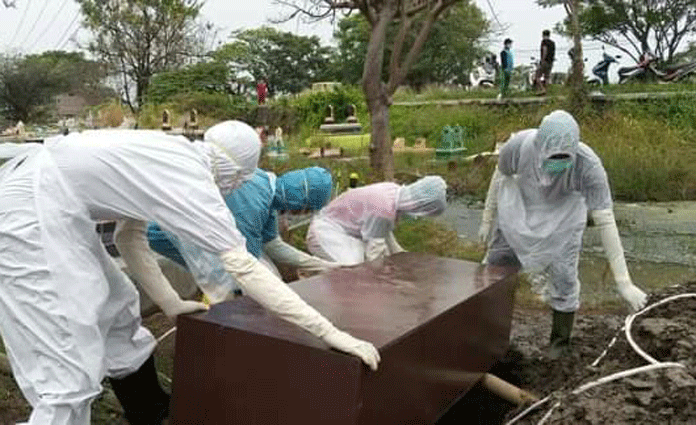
[542,158,572,174]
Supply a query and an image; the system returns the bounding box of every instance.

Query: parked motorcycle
[618,52,659,84]
[652,60,696,83]
[588,51,621,85]
[469,55,497,88]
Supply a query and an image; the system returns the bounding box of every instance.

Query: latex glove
[221,247,380,370]
[115,219,208,318]
[263,236,339,274]
[479,166,502,245]
[365,238,389,262]
[591,209,647,312]
[616,277,648,312]
[385,232,406,254]
[478,209,494,244]
[322,329,380,371]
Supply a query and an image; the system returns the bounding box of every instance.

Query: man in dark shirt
[535,30,555,95]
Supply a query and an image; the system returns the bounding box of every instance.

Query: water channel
[438,199,696,299]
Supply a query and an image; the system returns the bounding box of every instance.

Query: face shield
[203,121,261,196]
[396,176,448,218]
[272,167,333,213]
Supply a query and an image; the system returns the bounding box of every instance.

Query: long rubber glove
[479,166,502,245]
[591,209,647,311]
[365,238,390,262]
[385,232,406,254]
[263,236,339,273]
[115,219,208,318]
[221,247,380,370]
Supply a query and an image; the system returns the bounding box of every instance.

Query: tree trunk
[363,7,397,181]
[568,0,586,112]
[367,97,394,181]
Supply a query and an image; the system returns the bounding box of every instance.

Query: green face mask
[542,158,572,174]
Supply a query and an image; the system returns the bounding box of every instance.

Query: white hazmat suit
[0,122,378,425]
[480,110,647,313]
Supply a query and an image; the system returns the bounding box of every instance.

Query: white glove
[365,238,389,262]
[616,277,648,312]
[479,166,502,245]
[115,219,208,318]
[591,209,647,312]
[221,247,380,370]
[385,232,406,254]
[263,237,339,274]
[478,209,494,245]
[322,329,380,371]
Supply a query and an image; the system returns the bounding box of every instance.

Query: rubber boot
[548,310,575,360]
[108,355,170,425]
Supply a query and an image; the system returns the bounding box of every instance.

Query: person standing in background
[498,38,513,99]
[256,78,268,105]
[535,30,556,95]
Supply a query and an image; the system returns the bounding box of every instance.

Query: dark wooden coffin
[170,252,517,425]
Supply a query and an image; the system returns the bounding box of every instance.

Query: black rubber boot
[108,355,170,425]
[548,310,575,360]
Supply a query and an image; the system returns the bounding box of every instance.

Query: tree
[538,0,585,110]
[37,51,114,105]
[214,26,333,97]
[0,55,70,122]
[77,0,204,112]
[147,61,231,104]
[276,0,466,180]
[541,0,696,64]
[333,3,489,89]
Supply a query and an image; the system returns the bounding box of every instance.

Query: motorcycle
[588,51,620,85]
[469,55,497,88]
[618,52,659,84]
[652,60,696,83]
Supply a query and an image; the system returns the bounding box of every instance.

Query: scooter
[618,52,659,84]
[469,55,497,88]
[588,51,621,85]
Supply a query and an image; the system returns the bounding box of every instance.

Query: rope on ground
[625,293,696,365]
[506,293,696,425]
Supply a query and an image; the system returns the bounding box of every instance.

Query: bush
[95,100,125,127]
[138,92,255,129]
[289,85,368,142]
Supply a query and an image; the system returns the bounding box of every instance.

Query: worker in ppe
[478,110,648,359]
[146,166,339,303]
[307,176,447,265]
[0,121,379,425]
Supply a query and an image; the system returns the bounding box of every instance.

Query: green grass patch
[304,133,371,152]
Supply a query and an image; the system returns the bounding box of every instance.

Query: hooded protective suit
[307,176,447,265]
[0,122,379,425]
[0,124,255,425]
[484,110,646,312]
[147,166,336,303]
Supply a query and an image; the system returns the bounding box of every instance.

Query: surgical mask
[542,158,572,174]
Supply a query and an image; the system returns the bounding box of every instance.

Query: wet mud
[470,281,696,425]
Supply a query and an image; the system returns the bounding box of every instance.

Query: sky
[0,0,631,82]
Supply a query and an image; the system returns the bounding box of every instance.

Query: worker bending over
[307,176,447,265]
[147,166,338,302]
[0,121,379,425]
[479,110,647,358]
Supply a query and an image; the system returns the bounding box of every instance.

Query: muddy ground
[442,280,696,425]
[3,282,696,424]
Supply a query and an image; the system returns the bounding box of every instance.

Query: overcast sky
[0,0,629,81]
